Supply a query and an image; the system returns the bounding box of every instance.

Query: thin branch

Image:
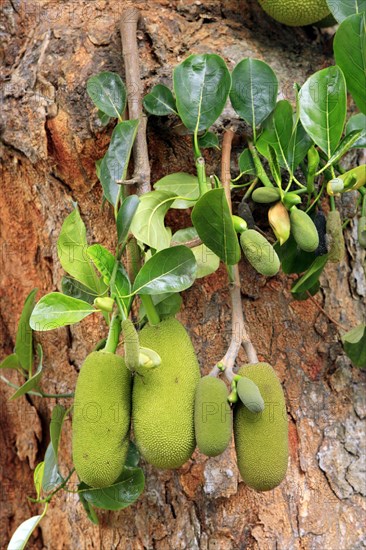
[170,237,203,249]
[305,291,348,332]
[120,7,151,195]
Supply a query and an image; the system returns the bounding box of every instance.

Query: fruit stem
[247,141,274,188]
[104,312,122,353]
[196,156,209,196]
[140,294,161,326]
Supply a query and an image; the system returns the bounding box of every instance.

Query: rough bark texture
[1,1,365,549]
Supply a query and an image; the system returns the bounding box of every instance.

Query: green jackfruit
[234,363,288,491]
[290,207,319,252]
[194,376,232,457]
[133,318,200,469]
[252,187,281,203]
[326,211,345,263]
[257,0,330,26]
[72,351,131,488]
[240,230,280,276]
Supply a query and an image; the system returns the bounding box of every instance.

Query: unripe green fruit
[326,210,345,263]
[290,207,319,252]
[72,351,131,488]
[252,187,281,203]
[240,230,280,276]
[358,216,366,249]
[234,363,288,491]
[257,0,330,27]
[194,376,232,457]
[133,318,200,469]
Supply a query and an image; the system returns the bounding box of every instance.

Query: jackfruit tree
[1,1,365,548]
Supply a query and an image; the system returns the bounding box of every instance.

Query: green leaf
[267,145,281,185]
[78,493,99,524]
[230,58,278,140]
[42,442,63,492]
[57,208,104,294]
[191,188,241,265]
[299,66,347,157]
[256,100,293,170]
[33,462,45,500]
[153,173,199,209]
[321,130,364,171]
[10,345,43,400]
[173,54,231,132]
[117,195,140,246]
[61,276,96,305]
[14,288,38,372]
[291,254,329,295]
[133,246,197,295]
[125,441,140,468]
[274,234,318,274]
[342,324,366,368]
[198,131,219,149]
[78,467,145,511]
[138,292,183,321]
[287,120,313,173]
[238,148,256,175]
[346,113,366,147]
[30,293,95,331]
[99,120,139,206]
[334,13,366,114]
[50,405,67,457]
[130,190,177,249]
[326,0,366,23]
[8,514,44,550]
[0,354,21,370]
[291,281,320,301]
[97,110,111,126]
[172,227,220,278]
[143,84,177,116]
[87,72,126,118]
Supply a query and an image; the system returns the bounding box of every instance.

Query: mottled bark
[1,1,365,548]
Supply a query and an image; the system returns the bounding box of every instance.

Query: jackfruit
[234,362,288,491]
[194,376,232,457]
[290,207,319,252]
[252,187,281,203]
[240,229,280,276]
[326,210,345,263]
[132,318,200,469]
[257,0,330,27]
[72,351,131,488]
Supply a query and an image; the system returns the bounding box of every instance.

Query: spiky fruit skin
[72,351,131,488]
[194,376,232,457]
[133,318,200,469]
[240,230,280,276]
[290,208,319,252]
[234,363,288,491]
[257,0,330,26]
[326,210,345,263]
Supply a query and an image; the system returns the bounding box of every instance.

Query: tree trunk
[1,1,365,548]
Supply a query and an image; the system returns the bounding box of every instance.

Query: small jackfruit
[236,376,265,413]
[72,351,131,488]
[252,187,281,203]
[194,376,232,457]
[240,229,280,276]
[257,0,330,26]
[132,318,200,469]
[326,210,345,263]
[234,363,288,491]
[290,207,319,252]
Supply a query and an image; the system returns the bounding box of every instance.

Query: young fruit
[234,363,288,491]
[132,318,200,469]
[252,187,281,203]
[240,229,280,276]
[257,0,330,27]
[194,376,232,457]
[326,210,345,263]
[290,207,319,252]
[72,351,131,488]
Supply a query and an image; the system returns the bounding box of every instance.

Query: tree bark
[1,1,365,548]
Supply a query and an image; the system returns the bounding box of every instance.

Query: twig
[305,291,348,332]
[170,237,203,249]
[120,7,151,195]
[211,130,258,382]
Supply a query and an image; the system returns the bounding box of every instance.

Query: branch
[170,237,203,249]
[120,7,151,195]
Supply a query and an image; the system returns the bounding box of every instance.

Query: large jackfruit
[234,363,288,491]
[133,318,200,469]
[72,351,131,488]
[194,376,232,457]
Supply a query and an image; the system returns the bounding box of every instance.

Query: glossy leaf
[139,292,182,321]
[130,190,176,249]
[117,195,140,246]
[230,58,278,139]
[30,293,95,331]
[133,246,197,295]
[292,281,321,301]
[153,173,199,209]
[42,442,63,492]
[274,235,318,274]
[321,130,364,171]
[299,66,347,157]
[79,493,99,524]
[97,110,111,126]
[256,100,293,170]
[33,462,45,500]
[173,53,231,132]
[287,120,313,173]
[10,345,43,400]
[291,254,329,295]
[346,113,366,148]
[8,514,45,550]
[78,467,145,511]
[99,120,139,206]
[61,276,96,305]
[326,0,366,23]
[57,208,104,294]
[0,354,21,370]
[172,227,220,278]
[143,84,177,116]
[125,441,140,468]
[50,405,67,457]
[14,288,37,372]
[334,13,366,114]
[191,188,241,265]
[198,131,219,149]
[342,324,366,368]
[87,72,126,118]
[238,148,256,175]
